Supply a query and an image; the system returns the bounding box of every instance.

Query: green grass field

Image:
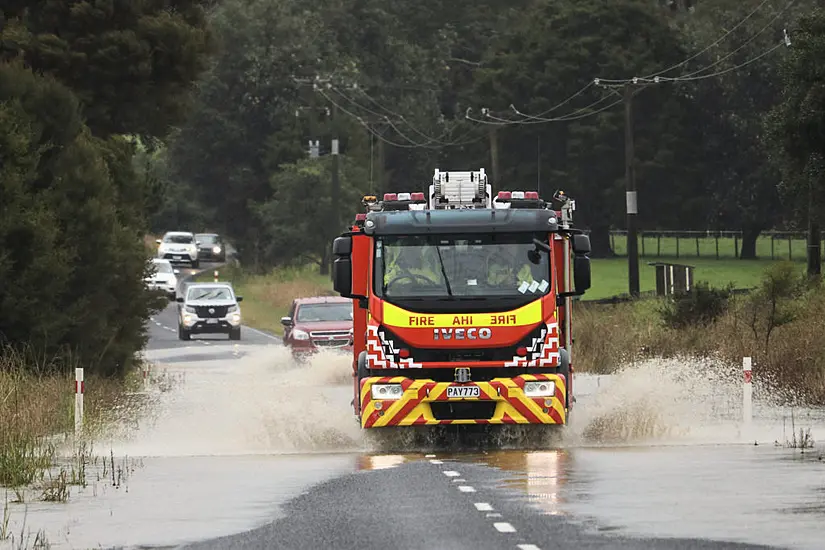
[585,257,803,300]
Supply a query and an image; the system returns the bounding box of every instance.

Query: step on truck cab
[332,169,591,429]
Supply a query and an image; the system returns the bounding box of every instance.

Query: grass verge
[198,264,334,336]
[1,345,144,496]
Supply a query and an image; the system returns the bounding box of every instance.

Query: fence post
[676,236,680,258]
[695,236,700,257]
[788,235,792,260]
[771,236,775,260]
[734,234,739,258]
[641,232,645,257]
[715,234,719,259]
[743,357,752,429]
[75,367,84,435]
[657,235,661,257]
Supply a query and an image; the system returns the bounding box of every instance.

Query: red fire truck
[332,169,591,429]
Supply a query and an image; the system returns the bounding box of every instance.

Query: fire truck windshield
[376,233,551,300]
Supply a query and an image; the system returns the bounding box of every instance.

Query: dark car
[195,233,226,262]
[281,296,353,361]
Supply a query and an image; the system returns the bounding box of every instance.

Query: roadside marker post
[75,367,84,435]
[214,270,219,282]
[743,357,753,429]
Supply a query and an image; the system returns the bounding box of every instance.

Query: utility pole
[623,83,640,297]
[489,127,500,184]
[808,182,821,278]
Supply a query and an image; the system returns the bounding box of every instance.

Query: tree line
[157,0,825,265]
[0,2,211,375]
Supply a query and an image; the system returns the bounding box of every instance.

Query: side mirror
[572,234,591,255]
[156,239,162,244]
[236,296,243,302]
[573,255,591,293]
[332,236,354,298]
[333,257,353,297]
[281,316,293,327]
[176,297,184,303]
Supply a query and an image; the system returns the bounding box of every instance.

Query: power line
[599,0,778,83]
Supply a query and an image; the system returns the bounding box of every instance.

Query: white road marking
[443,471,461,477]
[425,454,436,458]
[429,459,443,465]
[458,486,476,493]
[486,513,502,518]
[517,545,541,550]
[453,479,466,483]
[474,503,493,512]
[493,522,516,533]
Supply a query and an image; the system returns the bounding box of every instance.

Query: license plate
[206,319,218,324]
[174,255,182,259]
[447,385,480,398]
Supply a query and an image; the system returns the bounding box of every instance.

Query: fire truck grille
[430,401,496,421]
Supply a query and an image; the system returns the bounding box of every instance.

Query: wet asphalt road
[146,264,281,351]
[184,458,777,550]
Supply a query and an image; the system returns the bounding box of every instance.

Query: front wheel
[178,324,191,341]
[229,327,241,340]
[192,259,200,269]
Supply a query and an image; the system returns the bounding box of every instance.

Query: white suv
[157,231,200,268]
[176,282,243,340]
[145,258,179,299]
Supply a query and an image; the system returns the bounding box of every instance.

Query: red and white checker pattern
[504,320,561,367]
[365,325,423,369]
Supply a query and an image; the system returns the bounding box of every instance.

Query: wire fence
[605,230,811,261]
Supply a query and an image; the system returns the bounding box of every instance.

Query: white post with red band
[214,270,219,282]
[743,357,752,427]
[75,367,84,434]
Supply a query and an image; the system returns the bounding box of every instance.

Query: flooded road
[2,305,824,549]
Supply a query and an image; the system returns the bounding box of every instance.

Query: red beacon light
[410,192,425,201]
[525,191,539,200]
[383,193,398,201]
[355,213,367,221]
[496,191,512,200]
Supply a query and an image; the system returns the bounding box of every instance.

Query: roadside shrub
[658,281,732,329]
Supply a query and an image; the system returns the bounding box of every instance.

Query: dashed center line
[452,479,466,483]
[474,503,493,512]
[443,471,461,477]
[493,522,516,533]
[517,545,541,550]
[486,512,502,518]
[429,459,443,465]
[457,485,476,493]
[425,454,436,458]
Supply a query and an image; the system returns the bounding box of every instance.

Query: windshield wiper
[434,245,453,297]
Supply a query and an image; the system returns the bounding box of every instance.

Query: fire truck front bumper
[359,374,566,428]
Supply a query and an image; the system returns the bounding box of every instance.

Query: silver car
[176,282,243,340]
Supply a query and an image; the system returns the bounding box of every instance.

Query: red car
[281,296,353,360]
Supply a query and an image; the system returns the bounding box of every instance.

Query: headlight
[184,305,197,314]
[371,384,403,400]
[213,246,222,253]
[523,381,556,397]
[292,328,310,341]
[227,304,238,313]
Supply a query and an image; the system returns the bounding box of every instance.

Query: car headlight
[292,328,310,341]
[212,246,222,254]
[523,381,556,397]
[184,305,197,314]
[227,304,238,313]
[371,384,403,400]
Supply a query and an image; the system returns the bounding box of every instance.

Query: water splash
[105,346,366,457]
